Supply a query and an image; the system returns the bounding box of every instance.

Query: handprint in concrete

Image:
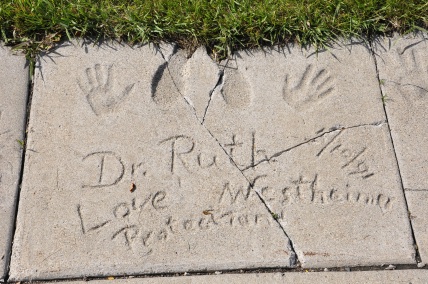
[78,64,135,116]
[283,64,335,111]
[396,47,428,100]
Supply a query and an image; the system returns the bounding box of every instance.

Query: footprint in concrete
[151,51,187,108]
[221,63,252,109]
[182,47,220,120]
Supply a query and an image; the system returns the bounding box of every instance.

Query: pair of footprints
[78,63,335,116]
[152,62,336,110]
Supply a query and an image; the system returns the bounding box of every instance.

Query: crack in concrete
[4,61,33,282]
[161,51,300,265]
[160,55,200,118]
[199,119,393,267]
[199,121,299,267]
[161,53,299,265]
[202,69,224,124]
[241,121,386,172]
[10,263,428,283]
[371,42,421,263]
[156,44,178,63]
[201,57,229,124]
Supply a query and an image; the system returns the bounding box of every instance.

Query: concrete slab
[40,270,428,284]
[203,42,387,171]
[247,125,414,267]
[0,45,28,279]
[374,33,428,190]
[374,33,428,264]
[158,47,221,122]
[9,41,292,281]
[202,42,415,267]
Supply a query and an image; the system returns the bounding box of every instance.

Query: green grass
[0,0,427,59]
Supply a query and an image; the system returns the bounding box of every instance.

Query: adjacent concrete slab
[10,41,292,281]
[0,45,28,279]
[374,33,428,264]
[41,270,428,284]
[407,191,428,264]
[202,42,415,267]
[374,33,428,190]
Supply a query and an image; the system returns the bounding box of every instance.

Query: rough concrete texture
[374,34,428,190]
[41,270,428,284]
[201,41,415,267]
[203,41,387,171]
[406,191,428,264]
[0,45,28,279]
[9,41,292,281]
[247,124,415,267]
[157,47,221,122]
[374,33,428,264]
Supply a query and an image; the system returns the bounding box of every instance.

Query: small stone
[385,264,396,270]
[214,271,222,275]
[345,267,351,272]
[417,262,426,268]
[184,272,189,276]
[324,268,329,272]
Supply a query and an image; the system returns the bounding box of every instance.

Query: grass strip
[0,0,427,58]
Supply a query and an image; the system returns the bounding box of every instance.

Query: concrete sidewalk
[0,33,427,283]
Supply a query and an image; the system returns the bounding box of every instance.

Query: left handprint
[78,64,135,116]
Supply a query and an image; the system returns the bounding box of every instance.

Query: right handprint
[395,48,428,101]
[282,64,335,111]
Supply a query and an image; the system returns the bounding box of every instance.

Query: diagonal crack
[242,121,386,172]
[161,49,300,266]
[202,58,229,124]
[199,121,299,267]
[156,43,178,63]
[160,55,199,118]
[202,69,224,124]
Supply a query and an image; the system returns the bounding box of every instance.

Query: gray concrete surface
[1,35,428,282]
[407,191,428,265]
[9,41,292,281]
[374,33,428,264]
[0,45,28,280]
[41,270,428,284]
[247,125,414,267]
[203,41,415,267]
[375,34,428,190]
[204,41,387,171]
